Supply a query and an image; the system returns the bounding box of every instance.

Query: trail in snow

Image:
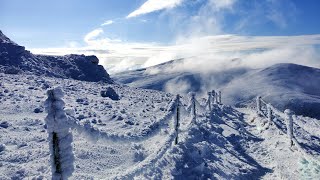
[238,108,320,180]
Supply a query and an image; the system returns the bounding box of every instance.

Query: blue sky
[1,0,320,73]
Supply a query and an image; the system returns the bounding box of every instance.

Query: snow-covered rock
[0,30,112,83]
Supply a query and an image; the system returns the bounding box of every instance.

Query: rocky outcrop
[0,30,112,83]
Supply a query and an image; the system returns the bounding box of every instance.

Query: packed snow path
[238,108,320,179]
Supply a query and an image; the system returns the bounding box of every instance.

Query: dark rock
[34,108,43,113]
[4,67,20,74]
[100,87,120,100]
[0,121,9,128]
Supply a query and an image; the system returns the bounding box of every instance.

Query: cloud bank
[29,0,320,75]
[30,31,320,74]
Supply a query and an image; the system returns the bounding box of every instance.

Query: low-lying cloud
[29,0,320,75]
[30,32,320,74]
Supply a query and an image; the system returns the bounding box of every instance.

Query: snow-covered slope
[222,63,320,119]
[0,30,112,83]
[113,59,249,93]
[113,60,320,119]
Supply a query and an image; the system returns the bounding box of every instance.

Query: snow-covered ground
[1,72,320,179]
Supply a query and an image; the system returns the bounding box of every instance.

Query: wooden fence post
[207,92,212,112]
[256,96,261,114]
[284,109,294,146]
[218,91,222,104]
[267,104,272,124]
[190,92,196,123]
[211,90,216,104]
[215,92,219,104]
[174,94,180,145]
[45,88,74,179]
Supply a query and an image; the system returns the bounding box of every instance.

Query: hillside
[0,30,112,83]
[113,60,320,119]
[113,59,249,93]
[222,63,320,119]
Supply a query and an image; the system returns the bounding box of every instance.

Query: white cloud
[84,28,103,43]
[127,0,183,18]
[209,0,237,10]
[30,31,320,74]
[101,20,114,26]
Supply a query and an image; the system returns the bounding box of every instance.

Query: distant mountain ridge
[113,59,320,119]
[222,63,320,119]
[0,30,112,83]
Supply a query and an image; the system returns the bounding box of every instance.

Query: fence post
[45,87,74,179]
[267,104,272,124]
[212,90,216,104]
[190,92,196,123]
[256,96,261,114]
[218,91,222,104]
[207,92,212,112]
[174,94,180,145]
[284,109,294,147]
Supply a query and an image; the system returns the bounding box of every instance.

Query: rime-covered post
[218,91,222,104]
[256,96,261,114]
[174,94,180,145]
[267,104,272,124]
[212,90,216,104]
[284,109,294,146]
[45,87,74,179]
[207,92,212,112]
[190,92,196,123]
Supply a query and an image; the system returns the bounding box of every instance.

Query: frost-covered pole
[256,96,261,114]
[218,91,222,104]
[174,94,180,145]
[284,109,294,146]
[45,87,74,180]
[190,92,196,123]
[267,104,272,124]
[211,90,216,104]
[207,92,212,112]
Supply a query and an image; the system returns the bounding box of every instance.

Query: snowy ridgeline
[113,61,320,119]
[0,30,112,83]
[1,72,320,179]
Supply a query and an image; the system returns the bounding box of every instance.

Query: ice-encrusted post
[218,91,222,104]
[212,90,216,104]
[44,87,74,180]
[284,109,294,147]
[174,94,181,145]
[190,92,196,123]
[267,104,272,124]
[207,92,212,112]
[216,92,219,105]
[256,96,261,114]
